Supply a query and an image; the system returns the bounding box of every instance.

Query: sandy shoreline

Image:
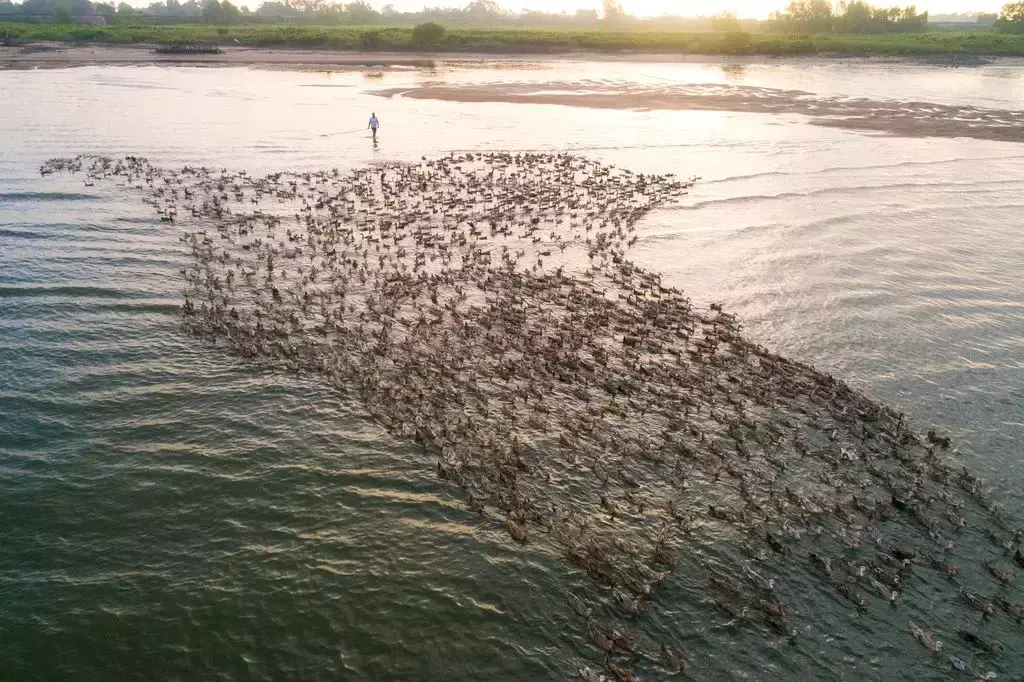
[0,44,748,70]
[1,44,456,70]
[376,82,1024,144]
[0,43,989,71]
[7,43,1021,144]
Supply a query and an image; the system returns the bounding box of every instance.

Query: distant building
[74,15,106,25]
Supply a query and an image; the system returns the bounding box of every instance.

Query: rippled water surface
[2,60,1023,680]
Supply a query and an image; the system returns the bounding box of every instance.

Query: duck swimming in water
[910,621,942,651]
[39,151,1024,679]
[507,518,527,542]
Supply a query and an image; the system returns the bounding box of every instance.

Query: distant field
[3,22,1024,56]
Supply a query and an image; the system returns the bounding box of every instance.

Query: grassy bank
[3,22,1024,56]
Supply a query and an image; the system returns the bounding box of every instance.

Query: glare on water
[1,59,1023,680]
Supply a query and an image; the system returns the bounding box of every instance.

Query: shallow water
[2,60,1023,680]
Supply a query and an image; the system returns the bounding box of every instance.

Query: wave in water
[0,191,99,202]
[31,152,1024,682]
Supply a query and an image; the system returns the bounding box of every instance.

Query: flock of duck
[43,153,1022,680]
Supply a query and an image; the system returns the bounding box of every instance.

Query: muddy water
[1,59,1022,680]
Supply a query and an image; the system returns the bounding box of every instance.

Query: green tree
[221,0,240,23]
[315,4,343,24]
[833,2,927,32]
[412,21,445,46]
[603,0,625,21]
[772,0,834,31]
[54,3,73,22]
[836,0,873,31]
[345,0,378,24]
[94,1,116,20]
[465,0,505,19]
[256,1,301,18]
[710,10,741,31]
[998,1,1024,32]
[201,0,222,23]
[285,0,325,11]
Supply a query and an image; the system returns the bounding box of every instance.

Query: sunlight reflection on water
[1,59,1023,680]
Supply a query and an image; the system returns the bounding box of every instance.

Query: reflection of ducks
[959,629,1000,654]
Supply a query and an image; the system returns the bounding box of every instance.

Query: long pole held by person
[368,112,379,140]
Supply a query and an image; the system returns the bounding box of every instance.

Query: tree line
[0,0,715,27]
[766,0,1024,33]
[764,0,927,33]
[1000,1,1024,32]
[2,0,1023,34]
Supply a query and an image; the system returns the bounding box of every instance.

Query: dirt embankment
[0,44,787,70]
[0,44,451,70]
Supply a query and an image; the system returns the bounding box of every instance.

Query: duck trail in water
[42,153,1023,679]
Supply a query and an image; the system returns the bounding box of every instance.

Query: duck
[45,149,1021,668]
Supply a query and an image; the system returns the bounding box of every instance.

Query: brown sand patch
[376,81,1024,144]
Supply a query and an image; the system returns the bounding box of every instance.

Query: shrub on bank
[412,22,444,47]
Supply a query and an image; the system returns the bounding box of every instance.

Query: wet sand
[0,44,791,71]
[0,43,977,71]
[0,44,448,70]
[374,81,1024,144]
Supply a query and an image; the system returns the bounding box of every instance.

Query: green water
[2,62,1023,680]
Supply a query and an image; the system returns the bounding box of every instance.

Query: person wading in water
[368,112,379,140]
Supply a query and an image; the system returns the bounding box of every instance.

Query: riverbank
[0,43,1014,72]
[0,44,450,69]
[3,22,1024,58]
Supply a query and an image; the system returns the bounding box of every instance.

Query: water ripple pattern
[2,60,1023,680]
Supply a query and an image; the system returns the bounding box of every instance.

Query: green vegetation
[3,21,1024,56]
[52,3,71,23]
[998,1,1024,33]
[766,0,928,33]
[411,21,444,47]
[200,0,240,25]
